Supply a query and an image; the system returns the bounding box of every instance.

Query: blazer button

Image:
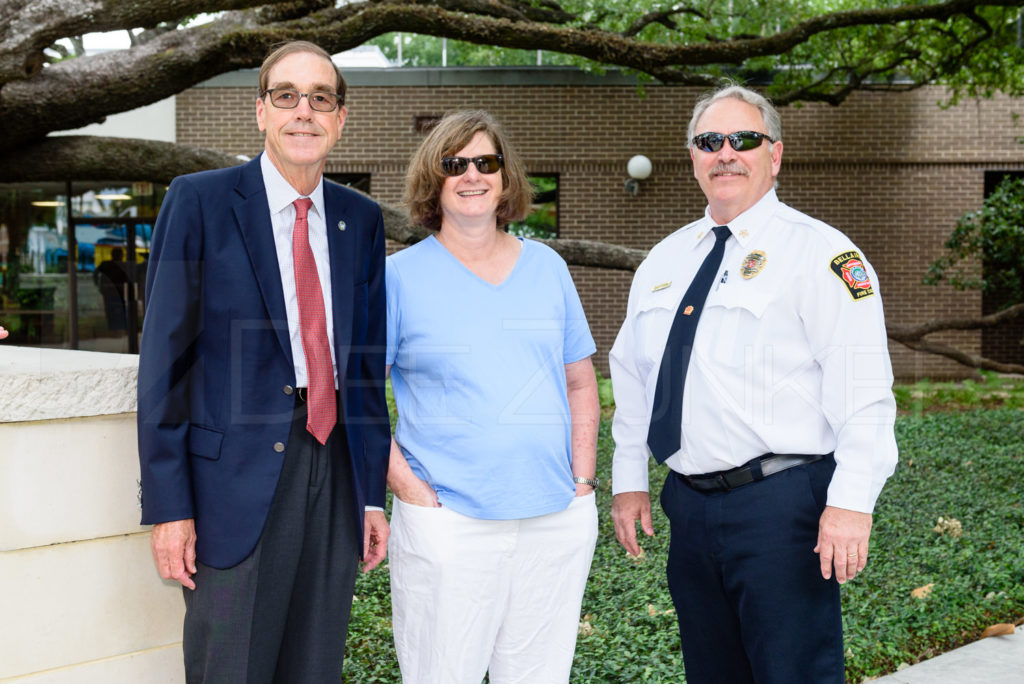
[283,385,294,395]
[273,442,285,453]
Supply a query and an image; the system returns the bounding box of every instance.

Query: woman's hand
[392,472,441,507]
[386,434,441,507]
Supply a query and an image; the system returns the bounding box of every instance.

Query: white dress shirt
[261,153,337,388]
[262,156,378,514]
[610,189,898,513]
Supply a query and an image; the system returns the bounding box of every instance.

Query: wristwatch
[573,476,599,489]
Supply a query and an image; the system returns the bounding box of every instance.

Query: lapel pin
[337,220,346,231]
[739,229,749,238]
[741,250,767,279]
[652,282,671,292]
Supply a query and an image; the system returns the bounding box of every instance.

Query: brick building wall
[179,68,1024,379]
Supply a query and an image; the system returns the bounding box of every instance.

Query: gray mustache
[711,164,749,176]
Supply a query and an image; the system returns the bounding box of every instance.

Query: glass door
[73,219,152,354]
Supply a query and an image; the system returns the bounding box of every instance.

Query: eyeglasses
[691,131,776,153]
[440,154,505,177]
[260,88,342,112]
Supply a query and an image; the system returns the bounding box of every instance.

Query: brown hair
[258,41,346,105]
[404,110,533,231]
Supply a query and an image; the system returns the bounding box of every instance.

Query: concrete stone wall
[0,348,183,683]
[178,69,1024,379]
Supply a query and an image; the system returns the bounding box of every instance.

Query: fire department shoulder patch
[830,251,875,300]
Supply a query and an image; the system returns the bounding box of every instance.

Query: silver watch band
[573,475,599,489]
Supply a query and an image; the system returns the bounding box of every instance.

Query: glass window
[325,173,371,194]
[70,181,165,220]
[0,183,71,346]
[980,171,1024,366]
[507,174,558,239]
[0,181,166,350]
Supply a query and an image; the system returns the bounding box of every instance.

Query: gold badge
[739,229,750,238]
[652,281,671,292]
[683,305,694,315]
[741,251,767,279]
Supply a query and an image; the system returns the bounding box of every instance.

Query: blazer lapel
[325,182,354,385]
[232,157,294,366]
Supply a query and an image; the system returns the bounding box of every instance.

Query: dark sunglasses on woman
[440,154,504,177]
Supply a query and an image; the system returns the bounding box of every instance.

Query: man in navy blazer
[137,41,390,682]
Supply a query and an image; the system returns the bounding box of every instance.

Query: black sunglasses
[440,154,504,177]
[691,131,776,153]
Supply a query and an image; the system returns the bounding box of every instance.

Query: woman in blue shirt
[386,110,600,683]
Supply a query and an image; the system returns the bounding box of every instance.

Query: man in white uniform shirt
[609,84,897,683]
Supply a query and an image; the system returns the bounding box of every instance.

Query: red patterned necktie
[292,197,336,444]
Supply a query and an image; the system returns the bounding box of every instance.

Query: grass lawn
[344,378,1024,682]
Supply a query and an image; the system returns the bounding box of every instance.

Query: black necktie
[647,225,732,463]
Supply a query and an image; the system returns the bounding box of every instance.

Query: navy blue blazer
[137,156,390,569]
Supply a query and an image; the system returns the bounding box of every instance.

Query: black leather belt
[295,387,340,402]
[678,452,831,493]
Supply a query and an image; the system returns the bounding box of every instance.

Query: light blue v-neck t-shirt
[386,235,596,519]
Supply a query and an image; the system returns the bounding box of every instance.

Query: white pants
[389,493,598,684]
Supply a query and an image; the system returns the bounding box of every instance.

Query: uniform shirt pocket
[632,292,680,378]
[704,285,772,368]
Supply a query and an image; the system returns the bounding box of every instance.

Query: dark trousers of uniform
[659,455,844,684]
[182,399,360,684]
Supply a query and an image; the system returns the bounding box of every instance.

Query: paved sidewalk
[871,625,1022,683]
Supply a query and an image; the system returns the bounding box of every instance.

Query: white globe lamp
[625,155,652,195]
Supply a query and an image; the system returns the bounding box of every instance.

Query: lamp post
[625,155,652,196]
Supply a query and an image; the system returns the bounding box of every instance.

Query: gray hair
[686,84,782,147]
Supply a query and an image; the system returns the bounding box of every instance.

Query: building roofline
[196,66,644,88]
